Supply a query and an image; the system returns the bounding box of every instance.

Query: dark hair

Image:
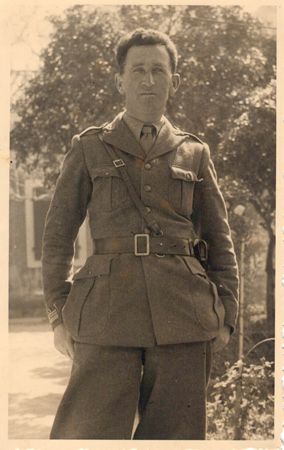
[115,28,178,74]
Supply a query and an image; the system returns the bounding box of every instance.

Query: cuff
[221,296,239,335]
[47,303,63,330]
[224,322,235,335]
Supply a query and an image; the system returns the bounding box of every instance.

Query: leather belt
[93,235,196,257]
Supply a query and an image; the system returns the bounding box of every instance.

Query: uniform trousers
[50,340,212,440]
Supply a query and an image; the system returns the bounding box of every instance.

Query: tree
[11,5,122,186]
[11,5,276,324]
[219,78,276,325]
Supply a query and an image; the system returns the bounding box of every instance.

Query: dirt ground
[9,318,71,439]
[8,318,140,440]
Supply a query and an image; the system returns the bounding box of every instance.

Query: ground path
[9,319,71,439]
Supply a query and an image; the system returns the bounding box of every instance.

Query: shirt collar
[122,111,165,142]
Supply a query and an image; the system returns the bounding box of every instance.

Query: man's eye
[133,67,145,74]
[153,67,164,74]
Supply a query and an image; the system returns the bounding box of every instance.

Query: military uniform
[42,111,239,439]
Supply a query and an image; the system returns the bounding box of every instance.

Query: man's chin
[126,104,165,121]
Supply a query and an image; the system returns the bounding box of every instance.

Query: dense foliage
[207,357,274,439]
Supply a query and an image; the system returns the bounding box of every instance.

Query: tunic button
[144,163,152,170]
[144,185,152,192]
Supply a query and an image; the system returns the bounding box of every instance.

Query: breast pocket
[168,165,203,217]
[90,166,130,211]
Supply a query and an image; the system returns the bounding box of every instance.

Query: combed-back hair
[115,28,178,74]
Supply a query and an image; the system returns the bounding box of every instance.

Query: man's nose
[142,71,155,86]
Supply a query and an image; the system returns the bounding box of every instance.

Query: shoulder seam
[174,128,205,145]
[185,132,205,145]
[71,132,91,178]
[79,123,108,138]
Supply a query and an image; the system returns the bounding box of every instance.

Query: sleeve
[192,143,239,333]
[41,135,92,329]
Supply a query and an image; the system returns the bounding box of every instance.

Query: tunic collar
[123,111,165,142]
[101,111,189,161]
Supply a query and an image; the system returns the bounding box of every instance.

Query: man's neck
[124,108,164,124]
[123,111,165,145]
[124,110,164,126]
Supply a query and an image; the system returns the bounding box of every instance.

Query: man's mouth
[140,92,156,96]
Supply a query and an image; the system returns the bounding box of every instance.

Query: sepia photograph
[2,1,281,448]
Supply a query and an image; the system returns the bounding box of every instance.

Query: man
[42,28,239,439]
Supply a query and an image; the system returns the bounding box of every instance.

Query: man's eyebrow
[131,62,167,68]
[153,63,166,68]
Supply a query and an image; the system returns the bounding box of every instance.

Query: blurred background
[9,4,276,440]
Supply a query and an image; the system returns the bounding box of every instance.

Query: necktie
[140,125,156,153]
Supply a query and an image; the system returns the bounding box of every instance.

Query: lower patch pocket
[183,256,225,332]
[62,254,114,337]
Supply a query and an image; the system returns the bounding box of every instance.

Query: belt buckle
[134,234,150,256]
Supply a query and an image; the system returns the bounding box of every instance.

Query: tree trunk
[265,231,275,327]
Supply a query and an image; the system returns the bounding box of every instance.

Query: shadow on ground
[9,393,60,439]
[32,360,70,386]
[9,392,60,418]
[9,322,72,439]
[9,361,71,438]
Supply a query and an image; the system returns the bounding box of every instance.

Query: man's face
[115,44,180,122]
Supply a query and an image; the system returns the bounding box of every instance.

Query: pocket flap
[91,166,121,179]
[183,256,206,276]
[73,254,114,280]
[170,166,202,182]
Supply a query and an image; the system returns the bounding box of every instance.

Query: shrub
[207,357,274,439]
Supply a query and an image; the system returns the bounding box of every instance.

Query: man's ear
[115,73,124,95]
[169,73,180,97]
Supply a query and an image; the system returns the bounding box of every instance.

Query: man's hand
[54,323,75,359]
[211,324,231,353]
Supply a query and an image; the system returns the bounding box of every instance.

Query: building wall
[9,169,91,318]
